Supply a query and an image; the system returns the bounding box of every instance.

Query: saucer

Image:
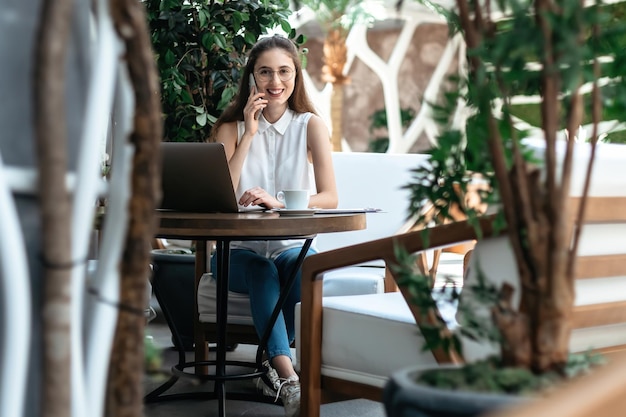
[274,208,318,216]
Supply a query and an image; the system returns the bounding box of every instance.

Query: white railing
[0,156,32,417]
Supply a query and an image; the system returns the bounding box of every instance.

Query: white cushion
[315,152,431,253]
[321,266,385,297]
[197,273,253,325]
[570,323,626,352]
[522,139,626,197]
[295,292,438,388]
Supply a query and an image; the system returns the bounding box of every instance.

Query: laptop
[159,142,244,213]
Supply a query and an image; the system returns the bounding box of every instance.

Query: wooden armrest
[300,215,498,417]
[303,215,497,284]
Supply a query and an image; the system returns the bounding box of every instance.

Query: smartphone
[248,74,261,119]
[249,73,257,92]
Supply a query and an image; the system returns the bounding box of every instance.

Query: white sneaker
[254,360,300,417]
[255,360,280,397]
[275,375,300,417]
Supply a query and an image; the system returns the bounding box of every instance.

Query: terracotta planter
[383,365,526,417]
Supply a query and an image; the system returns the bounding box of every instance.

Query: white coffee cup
[276,189,309,210]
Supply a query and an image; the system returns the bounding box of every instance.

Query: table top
[156,210,367,240]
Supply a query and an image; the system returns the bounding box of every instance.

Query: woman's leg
[211,248,306,417]
[211,249,293,367]
[273,246,317,344]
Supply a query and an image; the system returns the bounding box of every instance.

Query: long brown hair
[207,35,316,142]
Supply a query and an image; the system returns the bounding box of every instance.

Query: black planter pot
[150,249,196,351]
[383,365,526,417]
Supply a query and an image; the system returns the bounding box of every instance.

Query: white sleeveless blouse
[231,109,317,258]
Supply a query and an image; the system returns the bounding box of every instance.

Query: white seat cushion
[295,292,438,388]
[321,266,386,297]
[197,273,253,325]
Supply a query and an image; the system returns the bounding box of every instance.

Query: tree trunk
[322,28,349,152]
[456,0,579,374]
[105,1,163,416]
[330,84,344,151]
[33,0,74,416]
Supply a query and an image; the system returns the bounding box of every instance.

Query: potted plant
[150,244,197,351]
[383,0,626,415]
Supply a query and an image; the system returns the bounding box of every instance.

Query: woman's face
[252,48,295,111]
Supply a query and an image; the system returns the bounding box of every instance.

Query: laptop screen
[159,142,240,213]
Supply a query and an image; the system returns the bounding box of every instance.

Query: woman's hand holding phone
[248,74,264,120]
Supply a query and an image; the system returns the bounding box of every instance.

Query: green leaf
[231,11,244,31]
[163,49,175,66]
[190,105,205,114]
[201,33,214,51]
[280,20,292,34]
[244,31,257,45]
[196,112,207,127]
[199,9,209,27]
[214,33,228,50]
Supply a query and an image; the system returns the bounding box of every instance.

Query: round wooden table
[149,210,366,415]
[156,210,366,240]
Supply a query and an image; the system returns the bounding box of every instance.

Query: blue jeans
[210,246,316,360]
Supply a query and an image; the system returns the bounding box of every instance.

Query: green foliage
[367,107,415,153]
[144,0,302,142]
[416,352,605,395]
[402,0,626,228]
[393,240,606,394]
[393,0,625,394]
[144,335,163,374]
[471,1,626,142]
[391,244,463,355]
[454,260,501,346]
[295,0,378,33]
[402,78,505,227]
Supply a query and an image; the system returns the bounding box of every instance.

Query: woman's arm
[214,122,244,190]
[307,114,338,209]
[215,87,266,190]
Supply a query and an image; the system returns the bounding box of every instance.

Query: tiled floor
[144,309,386,417]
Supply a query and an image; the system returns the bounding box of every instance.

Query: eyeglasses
[255,67,295,82]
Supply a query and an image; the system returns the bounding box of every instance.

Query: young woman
[208,34,338,417]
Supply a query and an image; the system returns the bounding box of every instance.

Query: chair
[298,219,483,416]
[299,194,626,415]
[298,141,626,417]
